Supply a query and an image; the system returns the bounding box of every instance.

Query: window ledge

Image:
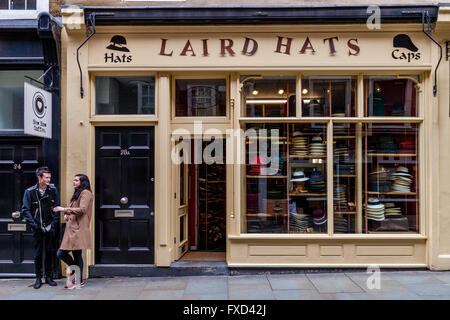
[228,234,427,240]
[90,115,158,123]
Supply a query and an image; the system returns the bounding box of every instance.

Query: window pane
[0,1,8,9]
[175,79,226,117]
[334,123,358,233]
[363,123,419,233]
[95,76,155,115]
[27,0,36,10]
[242,123,327,234]
[364,77,418,117]
[0,70,41,129]
[179,162,186,206]
[302,76,356,117]
[11,0,25,9]
[242,76,296,117]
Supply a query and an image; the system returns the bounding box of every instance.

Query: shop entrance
[0,138,43,275]
[95,127,154,264]
[175,139,226,261]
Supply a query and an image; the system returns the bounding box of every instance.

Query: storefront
[60,4,450,275]
[0,11,61,277]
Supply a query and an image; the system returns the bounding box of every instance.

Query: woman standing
[53,174,93,289]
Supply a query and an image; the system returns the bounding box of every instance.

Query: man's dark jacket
[21,184,60,231]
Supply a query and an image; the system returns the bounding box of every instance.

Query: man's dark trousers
[33,228,54,278]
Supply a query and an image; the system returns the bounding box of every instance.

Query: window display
[242,76,296,117]
[363,123,419,233]
[333,123,357,233]
[243,123,327,234]
[301,76,356,117]
[241,75,421,235]
[364,77,417,117]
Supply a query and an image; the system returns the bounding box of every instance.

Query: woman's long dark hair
[71,174,92,202]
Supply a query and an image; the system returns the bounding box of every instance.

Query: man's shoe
[45,277,57,286]
[33,278,42,289]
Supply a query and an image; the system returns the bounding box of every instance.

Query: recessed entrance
[175,139,226,261]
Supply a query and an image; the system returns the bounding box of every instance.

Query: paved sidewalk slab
[307,273,364,293]
[267,274,315,290]
[184,276,227,294]
[138,290,184,300]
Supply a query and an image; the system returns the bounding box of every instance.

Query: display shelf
[246,175,288,179]
[289,193,327,196]
[366,191,416,195]
[367,231,417,234]
[334,175,356,178]
[247,136,288,140]
[333,136,356,139]
[289,155,327,159]
[334,211,357,215]
[290,231,324,234]
[367,153,416,157]
[246,213,282,217]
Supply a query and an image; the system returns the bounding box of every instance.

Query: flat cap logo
[393,34,418,52]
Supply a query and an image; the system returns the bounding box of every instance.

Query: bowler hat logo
[104,35,133,63]
[391,34,421,62]
[106,35,130,52]
[393,34,418,52]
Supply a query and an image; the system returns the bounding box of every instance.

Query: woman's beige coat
[59,189,93,250]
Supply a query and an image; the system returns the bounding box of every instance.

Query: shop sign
[24,82,52,139]
[92,32,429,66]
[391,34,421,62]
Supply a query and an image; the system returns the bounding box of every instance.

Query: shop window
[301,76,356,117]
[175,79,226,117]
[242,123,327,234]
[95,76,155,115]
[363,123,419,233]
[242,76,296,117]
[0,70,41,130]
[1,0,36,10]
[364,76,417,117]
[333,123,358,233]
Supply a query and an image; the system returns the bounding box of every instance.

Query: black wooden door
[0,139,42,275]
[95,127,154,264]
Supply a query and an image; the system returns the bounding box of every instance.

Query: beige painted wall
[60,6,450,271]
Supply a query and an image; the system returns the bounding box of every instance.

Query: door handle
[120,197,129,205]
[12,211,20,219]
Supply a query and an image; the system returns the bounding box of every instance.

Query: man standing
[22,167,60,289]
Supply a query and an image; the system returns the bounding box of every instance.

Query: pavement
[1,270,450,300]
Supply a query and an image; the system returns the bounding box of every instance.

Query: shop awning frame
[77,4,439,25]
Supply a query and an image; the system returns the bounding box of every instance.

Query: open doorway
[179,139,226,261]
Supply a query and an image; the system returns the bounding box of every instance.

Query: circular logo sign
[32,92,47,119]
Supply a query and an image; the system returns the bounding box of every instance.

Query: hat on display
[366,197,385,221]
[291,170,309,182]
[313,209,327,225]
